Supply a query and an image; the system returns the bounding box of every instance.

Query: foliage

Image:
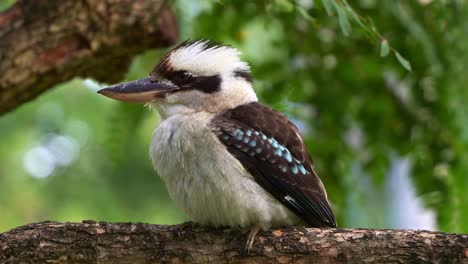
[0,0,13,10]
[1,0,467,233]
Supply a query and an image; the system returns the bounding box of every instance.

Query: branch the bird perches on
[1,221,467,263]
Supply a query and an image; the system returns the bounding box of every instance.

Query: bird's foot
[241,226,261,256]
[177,221,197,230]
[173,221,199,239]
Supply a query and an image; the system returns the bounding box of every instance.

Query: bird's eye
[172,70,192,84]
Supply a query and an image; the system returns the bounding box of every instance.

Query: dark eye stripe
[167,73,221,94]
[234,70,253,83]
[189,75,221,93]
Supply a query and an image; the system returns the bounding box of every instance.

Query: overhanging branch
[0,0,178,115]
[1,221,467,263]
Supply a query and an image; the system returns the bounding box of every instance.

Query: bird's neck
[152,103,195,120]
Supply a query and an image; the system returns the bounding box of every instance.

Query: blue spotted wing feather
[211,102,336,227]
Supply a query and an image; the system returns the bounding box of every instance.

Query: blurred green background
[1,0,467,233]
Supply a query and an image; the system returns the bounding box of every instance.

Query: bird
[98,39,336,254]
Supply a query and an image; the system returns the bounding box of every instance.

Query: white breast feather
[150,112,300,230]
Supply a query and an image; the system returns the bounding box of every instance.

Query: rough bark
[1,221,467,263]
[0,0,178,115]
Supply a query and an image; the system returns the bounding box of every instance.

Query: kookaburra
[98,40,336,252]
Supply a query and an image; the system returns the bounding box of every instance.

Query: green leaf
[380,39,390,57]
[395,51,412,71]
[297,6,316,23]
[321,0,334,15]
[336,5,351,36]
[274,0,294,12]
[342,0,365,28]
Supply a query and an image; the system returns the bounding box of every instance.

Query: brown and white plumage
[98,40,336,231]
[211,102,335,227]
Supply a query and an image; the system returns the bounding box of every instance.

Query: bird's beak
[97,77,177,103]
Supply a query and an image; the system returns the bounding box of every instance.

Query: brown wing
[211,102,336,227]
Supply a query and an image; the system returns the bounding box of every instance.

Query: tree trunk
[1,221,467,263]
[0,0,178,115]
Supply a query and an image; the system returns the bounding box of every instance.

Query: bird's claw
[241,226,261,256]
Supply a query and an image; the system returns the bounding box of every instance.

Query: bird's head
[98,40,257,118]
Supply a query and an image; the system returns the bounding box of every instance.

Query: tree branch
[0,0,178,115]
[1,221,467,263]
